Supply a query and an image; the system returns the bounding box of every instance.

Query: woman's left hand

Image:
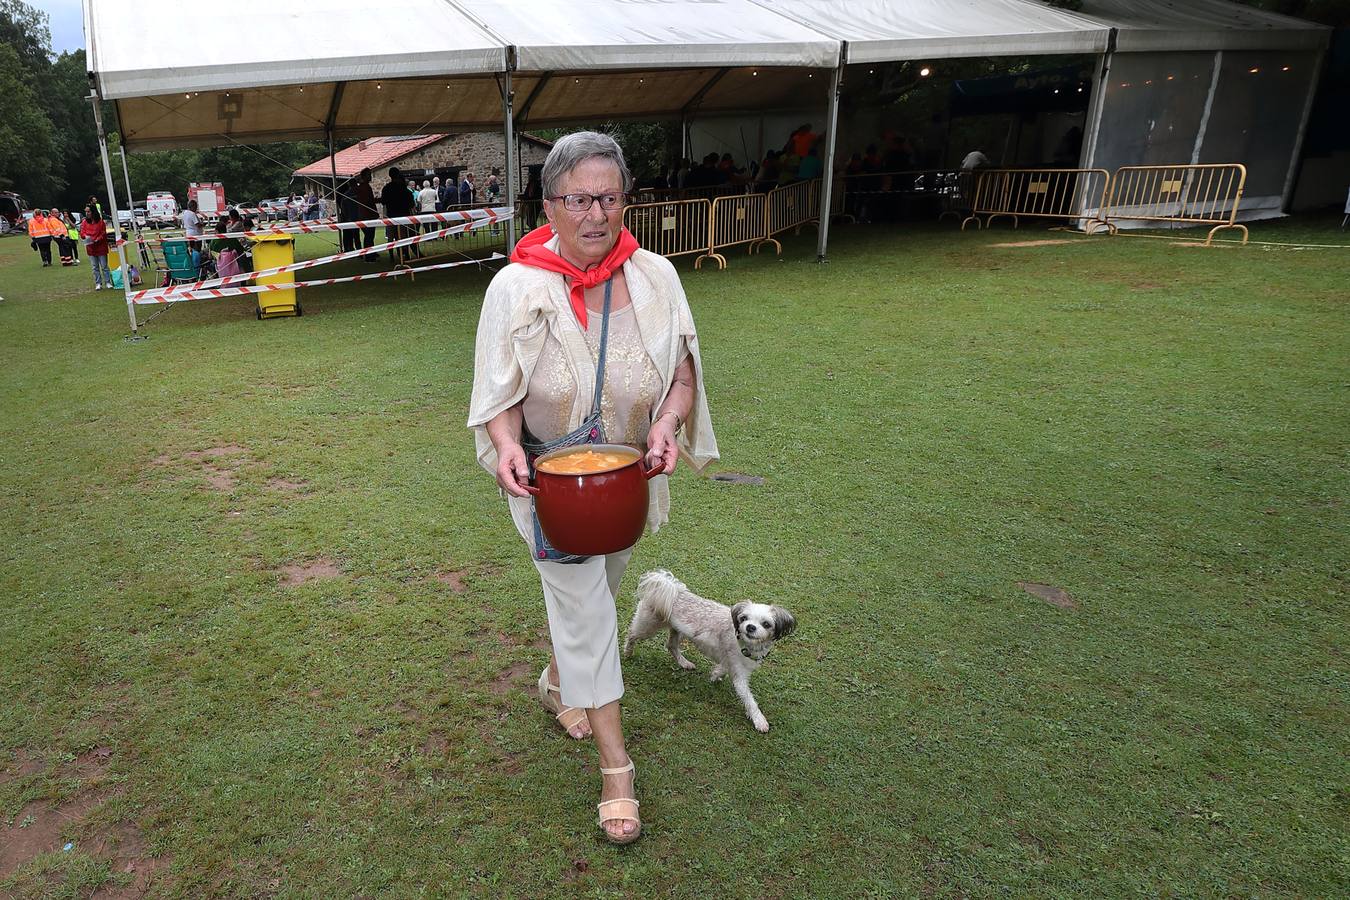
[645,415,680,476]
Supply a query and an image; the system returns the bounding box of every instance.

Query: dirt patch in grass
[1,793,105,877]
[266,477,309,494]
[86,820,171,899]
[183,445,250,462]
[202,468,237,492]
[990,239,1076,248]
[0,750,45,785]
[487,661,534,696]
[433,569,469,593]
[277,557,343,586]
[1018,581,1079,610]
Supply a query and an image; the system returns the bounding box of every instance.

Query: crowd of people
[25,196,115,290]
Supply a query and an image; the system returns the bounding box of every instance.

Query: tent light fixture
[1281,65,1291,72]
[1249,67,1259,74]
[1167,74,1174,80]
[1053,88,1059,94]
[868,69,874,74]
[185,93,191,99]
[376,83,382,90]
[919,66,931,77]
[752,70,758,76]
[1145,79,1152,85]
[1077,86,1083,92]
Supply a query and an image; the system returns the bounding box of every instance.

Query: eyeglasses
[547,192,628,212]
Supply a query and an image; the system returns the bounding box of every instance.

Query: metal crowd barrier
[765,178,820,240]
[699,193,772,270]
[961,168,1111,233]
[1095,164,1248,244]
[833,169,964,224]
[623,198,713,265]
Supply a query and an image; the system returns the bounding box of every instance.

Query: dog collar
[740,645,771,662]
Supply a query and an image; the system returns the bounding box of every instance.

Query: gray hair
[541,131,633,199]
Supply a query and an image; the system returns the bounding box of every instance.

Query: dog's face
[729,601,796,648]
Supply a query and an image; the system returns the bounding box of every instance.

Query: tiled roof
[293,134,447,177]
[294,132,555,178]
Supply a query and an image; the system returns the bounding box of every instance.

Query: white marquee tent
[82,0,1331,332]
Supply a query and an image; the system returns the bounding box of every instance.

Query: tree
[0,41,56,196]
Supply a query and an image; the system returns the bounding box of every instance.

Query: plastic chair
[159,239,198,285]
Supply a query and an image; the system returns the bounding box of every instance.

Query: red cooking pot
[524,443,662,556]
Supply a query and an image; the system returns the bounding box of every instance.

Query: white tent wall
[1196,50,1320,210]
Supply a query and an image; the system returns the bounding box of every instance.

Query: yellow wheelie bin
[251,233,300,319]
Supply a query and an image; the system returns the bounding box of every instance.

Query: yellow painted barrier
[1097,164,1248,244]
[622,198,713,266]
[961,168,1111,232]
[700,193,773,270]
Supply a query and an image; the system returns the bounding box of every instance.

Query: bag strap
[589,278,613,417]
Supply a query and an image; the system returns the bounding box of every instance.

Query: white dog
[624,569,796,732]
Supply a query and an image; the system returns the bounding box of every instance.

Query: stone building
[294,132,552,202]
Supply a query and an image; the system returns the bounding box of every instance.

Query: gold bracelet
[658,410,683,432]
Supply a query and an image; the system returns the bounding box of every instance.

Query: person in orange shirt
[789,123,817,158]
[28,210,55,267]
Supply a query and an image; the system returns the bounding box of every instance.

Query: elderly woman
[469,132,717,844]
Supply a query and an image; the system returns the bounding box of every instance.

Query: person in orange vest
[28,210,55,267]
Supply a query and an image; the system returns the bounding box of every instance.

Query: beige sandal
[538,667,590,739]
[597,759,641,845]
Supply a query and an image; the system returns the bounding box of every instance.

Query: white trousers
[533,549,634,710]
[509,493,633,709]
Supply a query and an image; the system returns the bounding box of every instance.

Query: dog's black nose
[745,623,757,635]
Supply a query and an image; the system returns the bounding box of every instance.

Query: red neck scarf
[509,224,640,328]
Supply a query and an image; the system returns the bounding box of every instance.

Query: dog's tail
[636,569,686,620]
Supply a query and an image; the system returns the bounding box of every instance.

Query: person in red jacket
[79,205,112,291]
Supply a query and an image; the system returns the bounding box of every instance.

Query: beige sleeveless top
[522,302,663,446]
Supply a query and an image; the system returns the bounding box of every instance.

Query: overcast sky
[31,0,84,55]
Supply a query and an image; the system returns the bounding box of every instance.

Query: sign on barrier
[1096,164,1248,244]
[961,168,1111,232]
[622,198,712,264]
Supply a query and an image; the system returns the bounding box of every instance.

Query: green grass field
[1,216,1346,898]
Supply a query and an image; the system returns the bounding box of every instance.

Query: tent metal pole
[1191,51,1223,165]
[117,146,140,266]
[1282,49,1325,213]
[503,65,518,252]
[816,58,843,263]
[1080,34,1115,171]
[89,89,139,338]
[327,129,338,219]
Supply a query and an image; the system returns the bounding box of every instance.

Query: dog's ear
[729,602,748,634]
[771,607,796,640]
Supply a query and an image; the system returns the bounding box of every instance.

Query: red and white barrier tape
[224,206,513,238]
[132,254,504,304]
[131,212,505,300]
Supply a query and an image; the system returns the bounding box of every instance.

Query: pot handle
[643,461,664,480]
[521,480,540,495]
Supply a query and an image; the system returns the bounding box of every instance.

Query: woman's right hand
[495,441,534,498]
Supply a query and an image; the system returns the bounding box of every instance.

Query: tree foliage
[0,41,55,195]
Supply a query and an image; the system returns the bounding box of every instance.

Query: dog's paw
[752,715,770,733]
[676,657,697,671]
[708,665,725,682]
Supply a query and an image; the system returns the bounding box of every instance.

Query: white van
[145,191,179,228]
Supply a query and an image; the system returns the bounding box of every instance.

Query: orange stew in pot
[536,448,640,476]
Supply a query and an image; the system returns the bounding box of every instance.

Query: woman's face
[544,157,624,269]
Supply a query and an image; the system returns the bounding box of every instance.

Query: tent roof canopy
[752,0,1112,64]
[86,0,1331,153]
[1074,0,1330,52]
